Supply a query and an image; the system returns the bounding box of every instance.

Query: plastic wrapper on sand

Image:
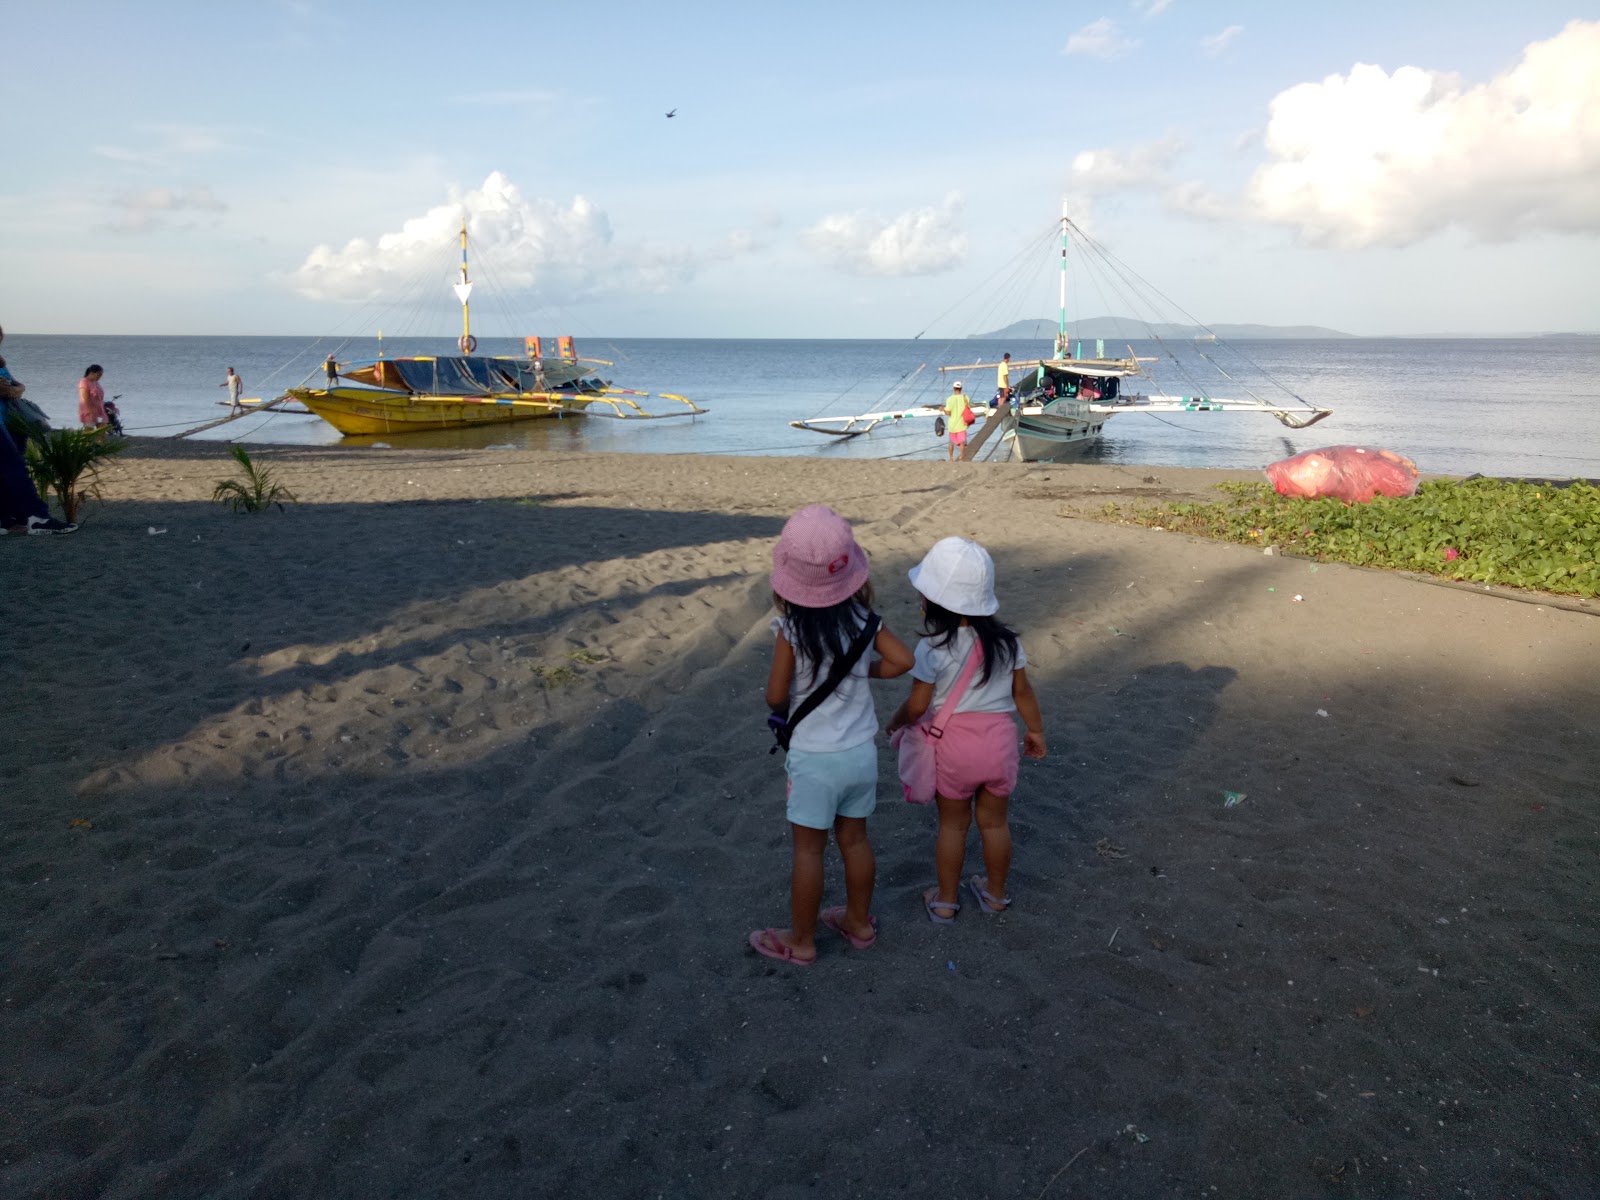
[1264,445,1420,504]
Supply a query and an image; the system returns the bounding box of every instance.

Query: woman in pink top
[78,364,107,429]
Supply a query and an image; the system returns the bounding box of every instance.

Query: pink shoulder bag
[890,643,983,805]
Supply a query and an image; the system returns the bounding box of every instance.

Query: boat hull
[287,388,588,436]
[1004,399,1109,462]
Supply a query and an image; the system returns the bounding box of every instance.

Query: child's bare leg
[972,788,1012,905]
[932,792,972,915]
[780,823,829,958]
[831,815,876,940]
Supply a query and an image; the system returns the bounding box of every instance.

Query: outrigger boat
[286,221,704,436]
[791,205,1331,462]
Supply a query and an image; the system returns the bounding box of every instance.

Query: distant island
[971,318,1353,340]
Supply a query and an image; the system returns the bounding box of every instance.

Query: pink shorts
[934,711,1018,800]
[949,430,967,446]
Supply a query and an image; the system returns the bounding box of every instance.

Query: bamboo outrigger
[284,220,705,437]
[791,203,1331,462]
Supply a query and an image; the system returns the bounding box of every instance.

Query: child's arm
[766,632,796,717]
[868,624,914,679]
[885,680,933,736]
[1013,667,1046,758]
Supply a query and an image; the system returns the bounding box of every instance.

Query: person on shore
[0,325,75,534]
[220,366,243,412]
[0,355,25,451]
[751,505,913,966]
[944,380,970,462]
[0,326,32,432]
[887,537,1045,922]
[997,352,1012,407]
[78,365,108,429]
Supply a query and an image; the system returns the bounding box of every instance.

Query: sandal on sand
[923,888,960,925]
[749,928,815,966]
[820,907,877,950]
[966,875,1012,914]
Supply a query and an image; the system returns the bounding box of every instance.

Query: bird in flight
[666,108,677,118]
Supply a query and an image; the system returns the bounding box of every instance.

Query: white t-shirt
[911,627,1027,716]
[772,609,879,752]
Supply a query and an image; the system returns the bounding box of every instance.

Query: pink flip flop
[966,875,1012,914]
[748,928,816,966]
[820,907,877,950]
[923,887,960,925]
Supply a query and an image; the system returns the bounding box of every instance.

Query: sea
[6,333,1599,479]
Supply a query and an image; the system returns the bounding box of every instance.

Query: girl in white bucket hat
[751,505,913,966]
[887,537,1046,922]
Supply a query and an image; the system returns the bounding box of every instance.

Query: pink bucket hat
[772,505,871,608]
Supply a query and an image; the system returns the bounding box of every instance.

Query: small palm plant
[24,427,129,525]
[212,444,297,515]
[213,443,297,513]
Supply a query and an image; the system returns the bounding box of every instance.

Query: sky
[1,1,1597,338]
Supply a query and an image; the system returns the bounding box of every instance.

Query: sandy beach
[3,438,1597,1199]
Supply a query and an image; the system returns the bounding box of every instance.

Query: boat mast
[453,217,477,353]
[1056,200,1069,360]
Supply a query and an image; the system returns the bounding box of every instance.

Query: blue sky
[2,1,1596,337]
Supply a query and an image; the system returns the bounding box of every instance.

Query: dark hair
[920,597,1019,686]
[775,581,875,686]
[84,364,102,377]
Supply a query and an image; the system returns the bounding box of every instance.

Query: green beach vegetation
[1102,478,1600,599]
[21,426,129,525]
[213,444,297,514]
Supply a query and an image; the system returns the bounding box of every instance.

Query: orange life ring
[458,334,478,353]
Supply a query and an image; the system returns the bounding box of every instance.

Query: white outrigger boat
[791,205,1331,462]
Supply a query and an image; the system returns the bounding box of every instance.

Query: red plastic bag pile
[1264,445,1419,504]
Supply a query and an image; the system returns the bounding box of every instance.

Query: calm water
[7,333,1598,477]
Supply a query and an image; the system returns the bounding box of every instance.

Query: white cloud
[1166,180,1235,222]
[1072,133,1185,191]
[108,185,227,233]
[1064,18,1139,60]
[1131,0,1172,19]
[288,172,750,304]
[1247,19,1600,247]
[803,196,968,277]
[1201,24,1243,56]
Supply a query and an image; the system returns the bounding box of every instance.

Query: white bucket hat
[908,537,998,616]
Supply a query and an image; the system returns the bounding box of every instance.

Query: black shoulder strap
[780,612,881,744]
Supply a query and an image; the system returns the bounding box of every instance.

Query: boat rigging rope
[1067,223,1320,413]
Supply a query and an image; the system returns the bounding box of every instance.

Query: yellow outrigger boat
[287,221,704,436]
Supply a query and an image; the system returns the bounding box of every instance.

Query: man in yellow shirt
[996,352,1011,405]
[944,380,970,462]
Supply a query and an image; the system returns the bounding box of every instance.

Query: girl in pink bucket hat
[887,537,1046,922]
[750,505,912,966]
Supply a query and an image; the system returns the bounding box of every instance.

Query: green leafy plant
[212,444,297,513]
[1099,479,1600,598]
[4,400,49,445]
[24,427,128,524]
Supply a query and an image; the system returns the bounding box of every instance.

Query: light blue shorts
[785,739,878,830]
